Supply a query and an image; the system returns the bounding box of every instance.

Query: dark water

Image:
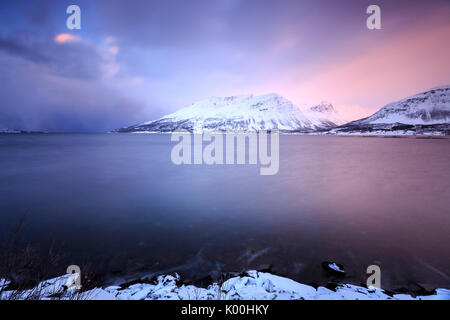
[0,134,449,290]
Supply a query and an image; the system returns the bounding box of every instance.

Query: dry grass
[0,217,101,300]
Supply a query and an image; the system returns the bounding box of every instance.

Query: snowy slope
[350,85,450,125]
[303,102,346,128]
[118,94,315,132]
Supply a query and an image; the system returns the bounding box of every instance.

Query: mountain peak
[304,101,346,127]
[308,101,335,113]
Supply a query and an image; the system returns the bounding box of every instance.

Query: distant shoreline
[2,131,448,139]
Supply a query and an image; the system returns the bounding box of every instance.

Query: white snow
[126,95,349,133]
[104,271,450,300]
[136,94,316,131]
[328,263,345,273]
[162,94,313,131]
[2,271,449,300]
[0,279,10,288]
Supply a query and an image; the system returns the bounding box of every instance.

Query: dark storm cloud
[0,37,49,63]
[0,35,102,79]
[0,1,154,132]
[0,57,148,132]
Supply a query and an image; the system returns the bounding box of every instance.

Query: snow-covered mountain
[330,86,450,135]
[303,102,346,128]
[350,86,450,125]
[118,94,317,132]
[118,86,450,135]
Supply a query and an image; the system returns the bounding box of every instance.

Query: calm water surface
[0,134,449,289]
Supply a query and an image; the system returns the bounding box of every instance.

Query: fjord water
[0,134,449,290]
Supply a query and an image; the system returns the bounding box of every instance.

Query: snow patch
[3,271,449,300]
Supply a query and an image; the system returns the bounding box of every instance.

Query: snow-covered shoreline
[2,270,449,300]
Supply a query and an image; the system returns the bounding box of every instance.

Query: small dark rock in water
[322,261,345,278]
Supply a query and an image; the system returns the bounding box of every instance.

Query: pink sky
[282,10,450,121]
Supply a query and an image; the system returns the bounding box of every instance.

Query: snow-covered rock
[117,94,316,133]
[322,262,345,277]
[3,271,449,300]
[82,271,450,300]
[100,271,450,300]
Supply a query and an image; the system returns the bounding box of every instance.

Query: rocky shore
[1,270,449,300]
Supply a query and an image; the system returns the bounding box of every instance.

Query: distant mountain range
[116,86,450,135]
[117,94,344,133]
[0,129,47,134]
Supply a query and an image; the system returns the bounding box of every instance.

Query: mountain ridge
[330,86,450,135]
[117,94,343,133]
[117,86,450,135]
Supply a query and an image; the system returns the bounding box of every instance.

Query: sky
[0,0,449,132]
